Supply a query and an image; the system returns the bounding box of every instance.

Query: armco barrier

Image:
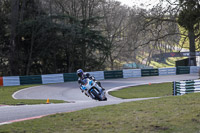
[190,66,200,74]
[123,69,141,78]
[0,77,3,86]
[63,73,77,82]
[176,66,190,74]
[159,67,176,76]
[20,75,42,85]
[104,70,123,79]
[3,76,20,86]
[173,79,200,95]
[141,69,159,77]
[0,66,198,86]
[42,74,64,84]
[88,71,104,80]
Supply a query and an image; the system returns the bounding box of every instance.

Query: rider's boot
[96,81,105,91]
[85,92,89,97]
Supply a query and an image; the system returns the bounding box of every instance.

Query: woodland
[0,0,199,76]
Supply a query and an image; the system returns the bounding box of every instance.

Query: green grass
[109,82,172,99]
[1,93,200,132]
[0,85,65,105]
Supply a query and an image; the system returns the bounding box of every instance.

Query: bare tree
[124,1,181,67]
[100,0,130,70]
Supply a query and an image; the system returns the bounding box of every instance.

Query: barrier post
[199,69,200,79]
[0,77,3,86]
[173,81,176,96]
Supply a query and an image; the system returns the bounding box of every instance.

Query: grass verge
[0,85,65,105]
[109,82,172,99]
[1,93,200,132]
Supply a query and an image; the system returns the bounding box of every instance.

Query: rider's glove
[91,76,96,81]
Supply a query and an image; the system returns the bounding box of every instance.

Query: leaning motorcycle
[80,78,107,101]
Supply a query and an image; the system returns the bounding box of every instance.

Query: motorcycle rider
[76,69,105,93]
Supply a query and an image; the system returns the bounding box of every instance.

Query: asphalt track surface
[0,74,198,125]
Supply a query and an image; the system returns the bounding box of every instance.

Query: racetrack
[0,74,198,125]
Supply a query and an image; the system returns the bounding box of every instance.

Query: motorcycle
[80,78,107,101]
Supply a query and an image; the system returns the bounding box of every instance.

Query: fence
[173,79,200,95]
[176,66,190,74]
[63,73,78,82]
[159,67,176,76]
[42,74,64,84]
[123,69,141,78]
[190,66,200,73]
[104,70,123,79]
[88,71,104,80]
[3,76,20,86]
[0,66,199,86]
[20,75,42,85]
[141,69,159,77]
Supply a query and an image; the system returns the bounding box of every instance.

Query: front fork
[94,82,103,93]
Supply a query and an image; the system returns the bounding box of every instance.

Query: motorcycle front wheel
[90,89,101,101]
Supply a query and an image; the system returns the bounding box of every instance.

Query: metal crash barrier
[173,79,200,95]
[0,66,199,86]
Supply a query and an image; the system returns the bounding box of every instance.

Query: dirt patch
[150,125,169,131]
[192,118,200,123]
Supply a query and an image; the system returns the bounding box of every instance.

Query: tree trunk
[10,0,19,75]
[110,54,114,70]
[188,27,196,66]
[26,29,34,75]
[146,50,153,66]
[20,0,26,22]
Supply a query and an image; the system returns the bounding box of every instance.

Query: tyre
[90,89,101,101]
[103,97,107,101]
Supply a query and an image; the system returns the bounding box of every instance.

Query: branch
[133,32,183,51]
[195,32,200,39]
[165,0,179,6]
[149,17,176,23]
